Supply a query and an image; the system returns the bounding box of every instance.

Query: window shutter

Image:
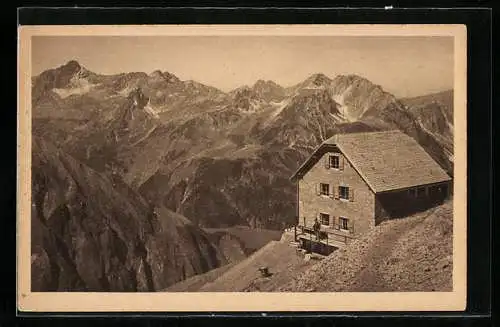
[339,155,344,170]
[329,184,334,198]
[316,183,320,196]
[331,215,336,228]
[325,156,330,169]
[334,185,339,200]
[349,189,354,202]
[349,220,355,233]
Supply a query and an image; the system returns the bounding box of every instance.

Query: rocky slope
[165,201,452,292]
[278,201,453,292]
[401,90,453,122]
[400,90,454,167]
[31,136,229,291]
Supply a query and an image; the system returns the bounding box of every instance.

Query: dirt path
[349,208,437,291]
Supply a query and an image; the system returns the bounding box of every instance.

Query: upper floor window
[339,186,350,200]
[320,183,330,196]
[329,155,340,169]
[325,153,343,170]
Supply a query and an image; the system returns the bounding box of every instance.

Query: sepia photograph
[17,24,467,312]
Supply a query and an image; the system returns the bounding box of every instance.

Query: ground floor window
[320,213,330,226]
[408,186,428,198]
[339,217,349,230]
[417,186,427,197]
[408,188,417,198]
[439,184,449,195]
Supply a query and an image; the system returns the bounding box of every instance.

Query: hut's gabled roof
[290,130,451,193]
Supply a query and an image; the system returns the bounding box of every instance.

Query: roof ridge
[339,129,401,136]
[323,129,403,144]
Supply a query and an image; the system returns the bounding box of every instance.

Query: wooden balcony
[293,225,357,255]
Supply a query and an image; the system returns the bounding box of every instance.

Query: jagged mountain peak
[251,79,286,102]
[149,70,163,77]
[308,72,331,81]
[231,84,252,92]
[334,73,368,83]
[61,59,82,71]
[331,74,389,95]
[148,70,180,83]
[55,60,94,78]
[230,85,255,98]
[253,79,281,88]
[32,60,99,103]
[288,73,333,94]
[304,73,332,86]
[253,79,269,86]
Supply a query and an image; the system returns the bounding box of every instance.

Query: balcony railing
[295,223,356,246]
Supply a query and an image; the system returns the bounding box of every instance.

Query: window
[320,183,330,196]
[339,217,349,230]
[417,187,426,197]
[325,153,343,170]
[408,188,417,198]
[439,184,449,195]
[320,213,330,226]
[329,155,340,169]
[339,186,350,200]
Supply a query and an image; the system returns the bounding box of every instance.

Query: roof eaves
[375,178,453,194]
[289,146,322,182]
[289,143,337,182]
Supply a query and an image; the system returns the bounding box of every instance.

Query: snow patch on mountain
[329,112,347,123]
[439,105,454,136]
[270,99,289,117]
[117,86,135,97]
[53,78,100,99]
[302,84,326,90]
[261,99,290,126]
[447,122,454,135]
[143,99,160,119]
[332,89,357,122]
[237,99,262,113]
[50,66,102,98]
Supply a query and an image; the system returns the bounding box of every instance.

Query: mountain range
[31,60,454,291]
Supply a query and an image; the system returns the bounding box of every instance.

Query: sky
[32,35,454,98]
